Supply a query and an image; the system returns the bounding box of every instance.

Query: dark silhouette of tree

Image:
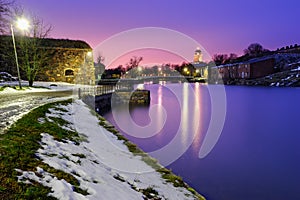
[213,53,238,65]
[213,54,228,66]
[115,65,125,75]
[15,11,53,86]
[228,53,237,62]
[243,43,269,57]
[126,56,143,71]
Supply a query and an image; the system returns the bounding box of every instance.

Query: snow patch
[16,100,199,199]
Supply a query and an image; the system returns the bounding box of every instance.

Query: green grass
[97,114,206,200]
[0,98,205,199]
[0,85,50,92]
[140,186,159,199]
[0,99,89,199]
[0,86,6,91]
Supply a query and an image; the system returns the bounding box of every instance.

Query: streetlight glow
[11,17,30,89]
[86,51,92,57]
[16,18,30,31]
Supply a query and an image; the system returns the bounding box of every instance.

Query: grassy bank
[0,99,86,199]
[96,112,205,200]
[0,99,205,199]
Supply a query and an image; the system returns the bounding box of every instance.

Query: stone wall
[0,35,95,85]
[37,47,95,85]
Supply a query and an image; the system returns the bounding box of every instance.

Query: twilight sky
[17,0,300,66]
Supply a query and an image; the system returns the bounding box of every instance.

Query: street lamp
[11,18,30,89]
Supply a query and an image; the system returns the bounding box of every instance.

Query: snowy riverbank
[15,99,204,199]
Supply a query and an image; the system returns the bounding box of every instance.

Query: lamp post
[11,18,30,89]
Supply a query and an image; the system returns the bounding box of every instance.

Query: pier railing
[78,83,134,98]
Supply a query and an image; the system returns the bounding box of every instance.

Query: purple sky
[17,0,300,65]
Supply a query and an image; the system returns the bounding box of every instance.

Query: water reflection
[155,85,165,143]
[192,83,203,153]
[105,85,300,199]
[180,82,189,146]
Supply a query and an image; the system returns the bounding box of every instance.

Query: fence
[78,83,134,98]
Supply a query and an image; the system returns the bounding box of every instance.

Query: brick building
[214,56,275,83]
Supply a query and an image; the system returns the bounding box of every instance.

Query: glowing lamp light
[183,68,188,72]
[86,51,92,57]
[16,18,30,31]
[11,17,30,89]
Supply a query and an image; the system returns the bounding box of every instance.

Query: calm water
[104,83,300,200]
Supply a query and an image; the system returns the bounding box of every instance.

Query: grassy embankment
[0,99,87,199]
[96,112,205,200]
[0,99,205,199]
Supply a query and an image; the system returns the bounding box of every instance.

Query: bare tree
[126,56,143,71]
[96,54,104,65]
[15,12,53,86]
[213,53,238,65]
[0,0,14,34]
[213,54,228,66]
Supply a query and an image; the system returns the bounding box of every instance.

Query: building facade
[214,57,275,83]
[0,36,95,85]
[37,47,95,85]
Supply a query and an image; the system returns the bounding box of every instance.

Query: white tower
[193,47,203,63]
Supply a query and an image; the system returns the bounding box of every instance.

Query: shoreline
[0,99,205,199]
[95,111,205,199]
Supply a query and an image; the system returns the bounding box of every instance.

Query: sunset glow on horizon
[17,0,300,67]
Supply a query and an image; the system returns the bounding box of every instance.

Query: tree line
[212,43,271,66]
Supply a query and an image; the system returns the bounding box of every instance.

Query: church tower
[193,47,202,63]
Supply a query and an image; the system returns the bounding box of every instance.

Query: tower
[193,47,202,63]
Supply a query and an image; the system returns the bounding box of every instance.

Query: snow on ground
[0,80,76,93]
[291,66,300,71]
[0,81,75,134]
[17,100,200,200]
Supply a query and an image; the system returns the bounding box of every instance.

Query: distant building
[214,56,276,83]
[240,57,275,79]
[193,47,203,63]
[191,47,208,81]
[193,62,208,79]
[276,44,300,54]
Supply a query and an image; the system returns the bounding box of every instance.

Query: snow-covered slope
[17,100,204,200]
